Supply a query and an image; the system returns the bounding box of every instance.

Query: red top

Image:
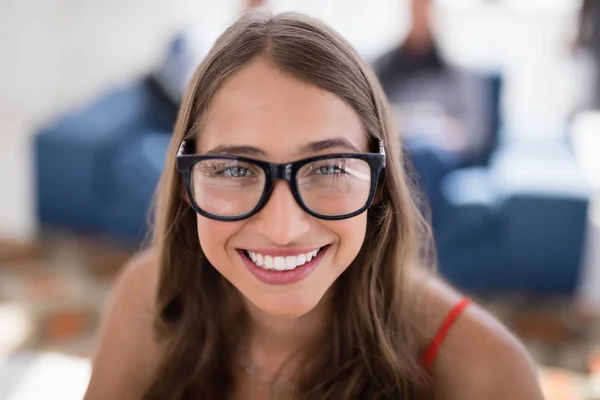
[420,298,471,372]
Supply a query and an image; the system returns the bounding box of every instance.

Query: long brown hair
[144,10,434,399]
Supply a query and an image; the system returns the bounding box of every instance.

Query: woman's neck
[241,291,332,372]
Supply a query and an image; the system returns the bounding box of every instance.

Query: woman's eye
[318,166,341,174]
[223,166,250,177]
[316,162,347,175]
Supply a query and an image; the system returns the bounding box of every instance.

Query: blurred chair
[438,125,590,294]
[34,78,176,242]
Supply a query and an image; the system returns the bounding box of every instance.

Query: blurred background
[1,0,600,398]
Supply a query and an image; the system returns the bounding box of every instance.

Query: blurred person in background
[84,11,542,400]
[372,0,496,227]
[373,0,492,162]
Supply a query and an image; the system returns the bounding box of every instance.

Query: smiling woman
[84,10,543,400]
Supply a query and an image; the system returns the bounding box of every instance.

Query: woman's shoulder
[413,271,544,399]
[84,249,162,399]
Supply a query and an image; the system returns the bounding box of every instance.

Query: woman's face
[195,58,370,318]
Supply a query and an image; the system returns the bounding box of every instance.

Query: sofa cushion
[114,132,171,207]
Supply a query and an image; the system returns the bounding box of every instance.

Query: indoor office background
[0,0,599,399]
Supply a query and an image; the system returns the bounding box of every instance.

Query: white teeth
[245,248,323,271]
[264,256,274,269]
[296,253,306,265]
[285,256,296,268]
[274,256,286,271]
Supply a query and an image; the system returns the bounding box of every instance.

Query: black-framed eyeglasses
[176,140,386,221]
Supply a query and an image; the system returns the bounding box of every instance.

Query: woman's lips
[238,245,329,285]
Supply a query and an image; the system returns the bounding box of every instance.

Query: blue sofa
[34,78,176,242]
[435,132,590,294]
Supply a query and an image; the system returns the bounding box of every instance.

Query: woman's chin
[246,294,322,320]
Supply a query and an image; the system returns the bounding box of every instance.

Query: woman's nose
[253,181,310,245]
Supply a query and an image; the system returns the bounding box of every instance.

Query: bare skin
[84,251,161,399]
[84,252,544,400]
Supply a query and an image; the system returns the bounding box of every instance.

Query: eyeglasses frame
[175,139,386,221]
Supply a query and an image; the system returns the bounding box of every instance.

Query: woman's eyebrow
[204,145,267,157]
[203,137,362,157]
[301,138,361,154]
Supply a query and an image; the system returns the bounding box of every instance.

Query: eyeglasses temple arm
[379,140,386,168]
[178,140,188,157]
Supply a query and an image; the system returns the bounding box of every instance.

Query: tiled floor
[0,235,129,400]
[0,235,127,358]
[1,235,600,399]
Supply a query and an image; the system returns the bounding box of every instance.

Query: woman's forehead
[197,58,369,157]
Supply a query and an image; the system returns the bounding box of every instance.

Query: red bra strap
[420,298,471,373]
